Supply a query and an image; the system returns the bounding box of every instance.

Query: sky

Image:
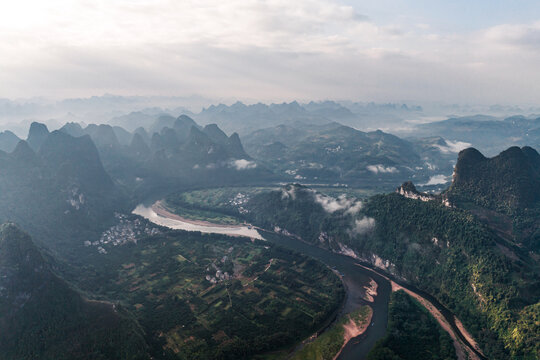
[1,0,540,104]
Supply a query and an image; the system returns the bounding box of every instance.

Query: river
[262,231,392,360]
[134,202,486,360]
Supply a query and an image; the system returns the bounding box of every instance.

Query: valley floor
[136,195,486,360]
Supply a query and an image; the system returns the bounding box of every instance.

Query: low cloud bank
[422,174,450,186]
[367,164,398,174]
[314,193,363,215]
[281,186,298,200]
[434,140,471,154]
[352,217,376,235]
[230,159,257,170]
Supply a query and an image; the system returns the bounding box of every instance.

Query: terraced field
[75,227,345,359]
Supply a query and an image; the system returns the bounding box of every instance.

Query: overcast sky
[1,0,540,104]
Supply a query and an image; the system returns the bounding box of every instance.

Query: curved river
[134,203,485,360]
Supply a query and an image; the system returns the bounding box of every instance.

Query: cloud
[422,174,449,186]
[483,21,540,52]
[230,159,257,170]
[352,217,375,235]
[281,185,298,200]
[0,1,539,104]
[434,139,472,154]
[366,164,398,174]
[314,193,362,214]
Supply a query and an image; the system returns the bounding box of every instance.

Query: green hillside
[237,155,540,359]
[367,291,456,360]
[0,223,149,360]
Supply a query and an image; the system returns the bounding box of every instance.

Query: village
[84,213,161,254]
[228,192,250,214]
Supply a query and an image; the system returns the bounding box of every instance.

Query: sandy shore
[455,316,485,357]
[134,202,265,240]
[153,200,241,228]
[333,307,374,360]
[362,278,378,302]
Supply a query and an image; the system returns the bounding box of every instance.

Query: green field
[72,225,345,359]
[164,187,277,224]
[164,186,375,225]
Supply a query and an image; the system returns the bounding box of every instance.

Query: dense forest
[363,194,539,359]
[367,290,456,360]
[0,223,149,360]
[241,185,539,359]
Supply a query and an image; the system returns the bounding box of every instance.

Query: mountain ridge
[0,223,149,360]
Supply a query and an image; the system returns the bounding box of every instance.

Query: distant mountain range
[414,114,540,156]
[4,97,540,169]
[0,97,425,136]
[11,109,540,195]
[56,115,267,193]
[243,121,459,188]
[0,113,471,192]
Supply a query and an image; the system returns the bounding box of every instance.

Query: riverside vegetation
[367,290,456,360]
[164,146,540,360]
[0,111,539,359]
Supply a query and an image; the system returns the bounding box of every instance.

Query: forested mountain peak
[227,132,246,157]
[0,223,149,360]
[203,123,229,144]
[173,115,199,140]
[10,140,37,163]
[0,131,21,153]
[129,132,150,157]
[149,114,176,134]
[26,121,49,151]
[448,146,540,211]
[134,126,150,143]
[397,180,418,193]
[39,130,114,191]
[396,181,437,202]
[175,114,198,127]
[59,122,85,137]
[84,124,121,148]
[0,223,41,267]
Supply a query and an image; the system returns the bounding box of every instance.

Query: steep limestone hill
[447,146,540,212]
[0,223,149,360]
[26,122,49,151]
[0,132,126,260]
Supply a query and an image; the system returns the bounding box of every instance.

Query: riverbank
[454,316,485,357]
[356,263,483,360]
[289,306,373,360]
[391,282,478,360]
[363,278,378,302]
[333,307,373,360]
[133,202,264,240]
[135,204,392,359]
